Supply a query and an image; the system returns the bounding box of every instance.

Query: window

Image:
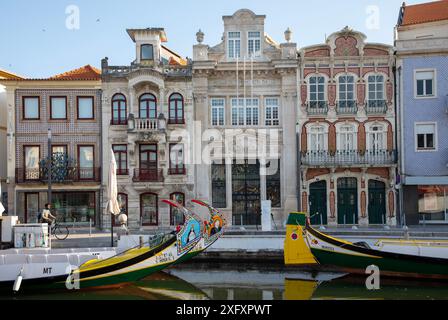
[52,145,67,156]
[248,31,261,57]
[309,126,326,151]
[23,97,40,119]
[415,70,435,97]
[141,44,154,60]
[52,192,96,225]
[368,75,384,101]
[50,97,67,120]
[231,98,259,126]
[266,160,281,208]
[139,94,157,119]
[170,192,185,226]
[169,144,185,175]
[140,193,158,226]
[338,75,355,107]
[228,32,241,59]
[113,145,128,175]
[211,98,225,126]
[111,94,127,125]
[212,162,226,208]
[77,97,94,119]
[309,76,326,108]
[416,123,436,151]
[265,98,279,126]
[24,146,40,180]
[168,93,184,124]
[418,186,448,222]
[25,193,39,223]
[368,125,385,152]
[78,145,94,180]
[338,125,356,151]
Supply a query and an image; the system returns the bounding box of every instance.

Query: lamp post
[47,128,52,205]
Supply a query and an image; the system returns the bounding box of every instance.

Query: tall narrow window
[170,192,185,226]
[368,125,385,152]
[139,94,157,119]
[111,94,127,125]
[24,146,40,180]
[50,97,67,120]
[78,145,94,180]
[211,98,225,126]
[265,98,279,126]
[338,75,356,110]
[113,145,128,175]
[140,193,158,226]
[367,75,386,112]
[415,70,435,97]
[248,31,261,57]
[141,44,154,60]
[228,32,241,59]
[168,93,184,124]
[266,160,281,208]
[212,162,227,208]
[338,125,355,151]
[77,96,94,119]
[169,144,185,175]
[23,97,40,120]
[309,126,326,151]
[309,76,326,109]
[416,123,436,151]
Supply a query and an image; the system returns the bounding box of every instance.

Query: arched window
[115,193,128,226]
[139,94,157,119]
[366,123,386,152]
[336,123,357,152]
[170,192,185,226]
[111,94,127,125]
[169,93,184,124]
[140,193,158,226]
[367,75,386,113]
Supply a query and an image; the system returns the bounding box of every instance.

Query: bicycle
[50,220,70,240]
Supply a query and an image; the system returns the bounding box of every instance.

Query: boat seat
[353,242,371,249]
[5,255,28,265]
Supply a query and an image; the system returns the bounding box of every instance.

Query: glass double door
[232,160,261,226]
[139,144,158,178]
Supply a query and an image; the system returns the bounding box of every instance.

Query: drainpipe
[395,64,406,227]
[99,89,103,230]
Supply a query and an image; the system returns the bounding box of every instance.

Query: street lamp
[47,128,52,205]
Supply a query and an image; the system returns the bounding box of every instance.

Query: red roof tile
[401,0,448,26]
[49,65,101,80]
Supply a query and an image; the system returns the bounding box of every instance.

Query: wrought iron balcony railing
[16,167,101,183]
[301,150,396,166]
[336,100,358,114]
[366,100,387,114]
[307,101,328,115]
[168,167,186,175]
[132,168,164,182]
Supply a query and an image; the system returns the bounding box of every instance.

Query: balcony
[366,100,387,114]
[132,168,164,182]
[336,100,358,115]
[168,167,186,175]
[301,150,396,167]
[307,101,328,115]
[16,167,101,184]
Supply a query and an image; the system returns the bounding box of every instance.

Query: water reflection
[1,264,447,300]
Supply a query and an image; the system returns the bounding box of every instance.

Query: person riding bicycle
[41,203,56,227]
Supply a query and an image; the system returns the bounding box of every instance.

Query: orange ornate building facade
[297,27,397,226]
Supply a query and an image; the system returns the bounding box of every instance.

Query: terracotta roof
[0,69,24,80]
[49,65,101,80]
[161,46,188,66]
[400,0,448,26]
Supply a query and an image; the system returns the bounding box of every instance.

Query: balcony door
[139,144,158,179]
[368,125,385,152]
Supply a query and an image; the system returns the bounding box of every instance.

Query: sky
[0,0,431,78]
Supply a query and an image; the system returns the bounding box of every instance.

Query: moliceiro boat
[284,212,448,280]
[0,209,203,292]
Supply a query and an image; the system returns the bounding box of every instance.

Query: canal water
[2,263,448,300]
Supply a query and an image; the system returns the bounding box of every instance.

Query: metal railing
[336,100,358,114]
[132,168,164,182]
[366,100,387,114]
[16,167,101,183]
[306,101,328,115]
[301,150,396,166]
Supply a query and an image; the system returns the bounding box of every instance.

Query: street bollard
[89,219,92,237]
[139,236,144,248]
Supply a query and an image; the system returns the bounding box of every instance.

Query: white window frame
[414,122,438,152]
[337,74,356,103]
[248,31,261,58]
[210,98,225,126]
[414,69,437,99]
[306,123,329,151]
[336,122,358,151]
[308,75,327,105]
[265,97,280,126]
[366,74,385,101]
[227,31,241,59]
[231,98,259,126]
[365,122,387,152]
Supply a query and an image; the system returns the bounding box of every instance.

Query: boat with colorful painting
[0,209,203,292]
[284,212,448,280]
[163,199,225,264]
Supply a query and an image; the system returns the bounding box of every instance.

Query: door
[139,144,158,179]
[232,160,261,226]
[337,178,358,225]
[309,181,327,225]
[25,193,39,223]
[368,180,386,224]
